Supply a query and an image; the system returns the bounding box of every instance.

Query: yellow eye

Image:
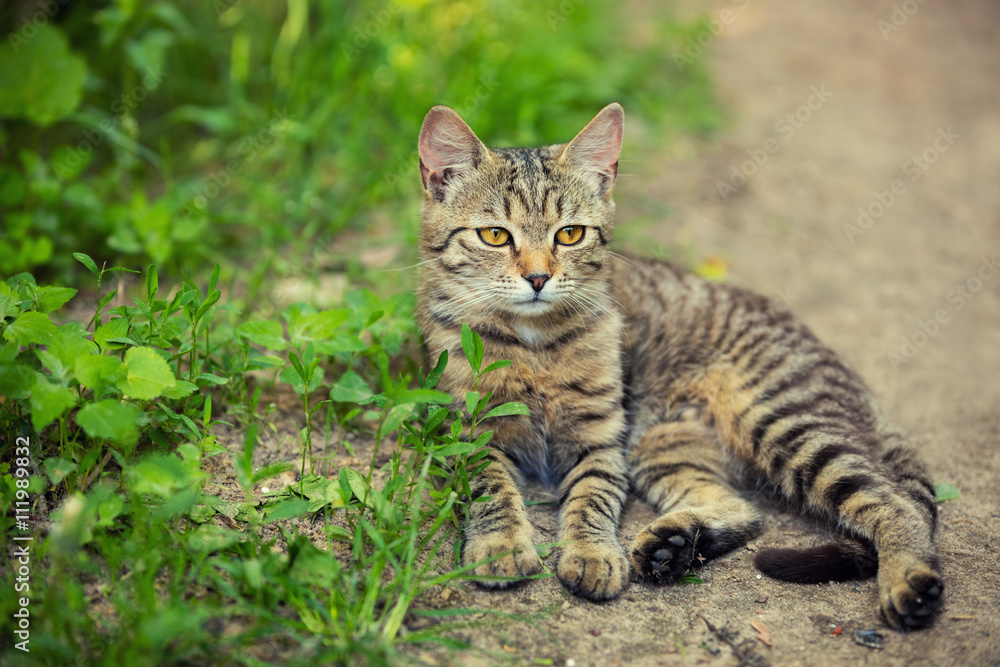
[478,227,511,246]
[555,225,585,245]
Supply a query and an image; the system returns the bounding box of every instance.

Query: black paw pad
[887,571,944,630]
[631,529,695,584]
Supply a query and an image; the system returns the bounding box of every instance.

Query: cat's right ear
[418,106,489,201]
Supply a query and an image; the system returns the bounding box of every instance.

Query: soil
[222,1,1000,665]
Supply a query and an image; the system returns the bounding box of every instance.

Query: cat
[414,103,943,630]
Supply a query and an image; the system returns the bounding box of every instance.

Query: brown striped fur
[414,104,942,629]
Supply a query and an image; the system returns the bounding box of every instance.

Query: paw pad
[631,528,695,583]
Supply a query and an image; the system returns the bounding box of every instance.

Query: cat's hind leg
[628,420,762,583]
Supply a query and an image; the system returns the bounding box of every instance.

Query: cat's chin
[504,298,557,317]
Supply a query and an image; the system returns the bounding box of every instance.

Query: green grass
[1,266,537,664]
[0,1,723,663]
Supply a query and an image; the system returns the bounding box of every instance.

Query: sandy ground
[385,1,1000,665]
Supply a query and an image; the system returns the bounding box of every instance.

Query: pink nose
[526,274,550,293]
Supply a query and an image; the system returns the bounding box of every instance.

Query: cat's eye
[555,225,585,246]
[478,227,511,247]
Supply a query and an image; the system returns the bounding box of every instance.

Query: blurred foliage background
[0,0,721,285]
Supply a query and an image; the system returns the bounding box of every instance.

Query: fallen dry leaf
[750,619,772,647]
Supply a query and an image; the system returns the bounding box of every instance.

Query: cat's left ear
[560,103,624,196]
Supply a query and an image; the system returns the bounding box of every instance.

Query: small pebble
[590,629,601,637]
[853,629,884,649]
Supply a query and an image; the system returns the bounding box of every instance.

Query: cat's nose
[526,273,550,293]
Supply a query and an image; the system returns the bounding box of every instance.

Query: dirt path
[408,1,1000,665]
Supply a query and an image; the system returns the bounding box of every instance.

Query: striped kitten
[415,104,942,629]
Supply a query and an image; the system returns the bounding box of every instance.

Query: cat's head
[417,104,624,320]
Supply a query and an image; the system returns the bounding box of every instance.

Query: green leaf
[116,346,176,400]
[43,324,93,379]
[94,317,129,352]
[482,402,531,420]
[0,25,88,126]
[75,354,123,391]
[378,403,414,441]
[37,286,77,314]
[934,482,961,503]
[75,400,140,448]
[341,468,372,506]
[236,320,286,350]
[128,453,205,497]
[290,309,350,347]
[465,391,480,416]
[44,457,77,486]
[278,364,323,395]
[195,289,221,320]
[432,441,480,457]
[0,281,20,319]
[195,372,229,386]
[329,370,372,404]
[424,349,448,389]
[264,498,311,523]
[146,264,158,303]
[0,347,35,399]
[316,334,368,355]
[29,378,76,431]
[460,323,480,373]
[73,253,99,279]
[160,380,197,399]
[4,311,57,345]
[394,389,453,405]
[481,359,512,375]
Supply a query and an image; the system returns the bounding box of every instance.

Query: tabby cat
[414,103,942,629]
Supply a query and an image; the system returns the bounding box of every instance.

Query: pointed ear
[559,103,624,195]
[418,106,489,200]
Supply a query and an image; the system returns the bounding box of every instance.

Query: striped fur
[414,105,942,628]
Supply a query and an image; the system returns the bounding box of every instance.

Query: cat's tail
[753,536,878,583]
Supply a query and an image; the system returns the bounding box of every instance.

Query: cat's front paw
[879,560,944,630]
[557,540,630,601]
[462,528,542,589]
[630,524,695,584]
